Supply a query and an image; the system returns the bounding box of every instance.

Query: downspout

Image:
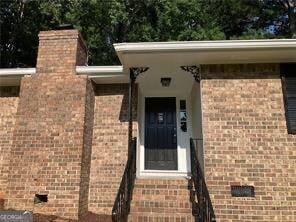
[128,69,135,156]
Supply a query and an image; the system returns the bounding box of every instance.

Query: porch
[135,66,203,177]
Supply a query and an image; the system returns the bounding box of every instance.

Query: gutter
[114,39,296,53]
[0,66,124,77]
[113,39,296,66]
[0,68,36,76]
[76,66,124,75]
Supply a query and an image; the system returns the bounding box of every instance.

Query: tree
[267,0,296,38]
[0,0,295,68]
[0,0,75,67]
[284,0,296,38]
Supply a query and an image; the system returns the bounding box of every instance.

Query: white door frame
[136,90,192,178]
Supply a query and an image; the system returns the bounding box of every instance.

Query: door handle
[173,128,177,143]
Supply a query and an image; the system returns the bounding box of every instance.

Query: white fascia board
[0,66,126,85]
[76,66,123,75]
[76,66,126,83]
[0,66,123,76]
[0,66,125,76]
[0,68,36,76]
[114,39,296,53]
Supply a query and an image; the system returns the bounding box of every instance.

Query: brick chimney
[37,29,88,75]
[7,29,94,221]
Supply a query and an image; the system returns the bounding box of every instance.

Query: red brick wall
[201,64,296,222]
[88,84,137,216]
[6,75,88,218]
[37,30,86,75]
[79,80,95,218]
[0,87,19,209]
[5,29,94,221]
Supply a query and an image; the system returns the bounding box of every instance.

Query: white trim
[114,39,296,66]
[0,66,124,77]
[1,39,296,79]
[0,66,126,85]
[137,93,192,178]
[138,170,190,179]
[76,66,123,74]
[114,39,296,53]
[0,68,36,76]
[76,66,127,83]
[199,80,205,172]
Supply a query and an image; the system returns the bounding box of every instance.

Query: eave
[0,66,127,86]
[76,66,127,83]
[114,39,296,67]
[1,39,296,86]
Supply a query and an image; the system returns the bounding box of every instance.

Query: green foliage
[0,0,295,67]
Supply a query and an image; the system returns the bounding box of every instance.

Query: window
[281,64,296,134]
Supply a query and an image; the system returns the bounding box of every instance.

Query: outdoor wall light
[161,77,171,87]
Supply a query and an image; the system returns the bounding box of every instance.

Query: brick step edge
[130,201,192,209]
[128,213,195,222]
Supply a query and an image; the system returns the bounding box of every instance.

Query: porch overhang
[114,39,296,67]
[1,39,296,86]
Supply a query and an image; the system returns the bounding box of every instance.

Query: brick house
[0,28,295,222]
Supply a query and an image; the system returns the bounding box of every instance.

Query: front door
[145,97,177,170]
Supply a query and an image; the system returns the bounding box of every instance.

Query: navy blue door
[145,97,177,170]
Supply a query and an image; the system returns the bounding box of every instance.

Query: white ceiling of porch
[136,64,195,96]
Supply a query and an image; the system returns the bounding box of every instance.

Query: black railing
[189,138,216,222]
[112,137,137,222]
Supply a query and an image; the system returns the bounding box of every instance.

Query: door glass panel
[157,112,164,124]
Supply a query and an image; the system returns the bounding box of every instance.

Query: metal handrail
[190,138,216,222]
[112,137,137,222]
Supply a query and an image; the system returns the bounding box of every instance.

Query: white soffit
[114,39,296,67]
